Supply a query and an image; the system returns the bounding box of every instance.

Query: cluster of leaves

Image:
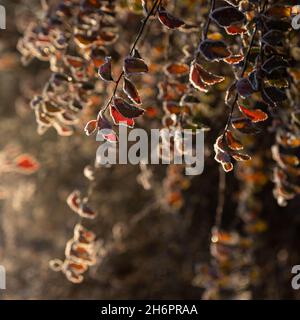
[49,223,101,284]
[18,0,118,135]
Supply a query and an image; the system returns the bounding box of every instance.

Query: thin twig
[215,166,226,228]
[202,0,216,40]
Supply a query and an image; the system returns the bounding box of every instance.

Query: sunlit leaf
[225,131,243,151]
[199,40,231,61]
[110,105,135,128]
[239,105,268,123]
[124,56,148,74]
[98,56,114,82]
[112,97,144,118]
[123,77,142,105]
[84,119,98,136]
[164,62,189,77]
[158,6,185,29]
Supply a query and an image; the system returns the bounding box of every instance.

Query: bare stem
[202,0,216,40]
[215,166,226,228]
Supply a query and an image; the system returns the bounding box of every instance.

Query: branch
[222,25,258,139]
[201,0,216,40]
[215,166,226,228]
[97,0,162,119]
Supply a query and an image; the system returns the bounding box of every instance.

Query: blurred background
[1,0,300,300]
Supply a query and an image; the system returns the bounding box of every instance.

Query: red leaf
[189,62,208,92]
[84,119,98,136]
[110,105,135,128]
[67,190,81,213]
[239,105,268,123]
[112,97,144,118]
[193,62,225,85]
[225,25,247,35]
[224,54,244,65]
[164,62,189,77]
[98,56,114,82]
[199,40,231,61]
[158,6,185,29]
[123,77,142,105]
[124,56,148,74]
[225,131,243,151]
[14,154,40,173]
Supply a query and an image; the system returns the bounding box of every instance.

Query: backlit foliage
[0,0,298,299]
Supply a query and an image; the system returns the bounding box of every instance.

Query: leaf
[236,78,255,98]
[214,135,234,172]
[164,62,189,77]
[225,82,237,106]
[123,77,142,105]
[231,117,261,134]
[67,190,81,213]
[222,162,234,172]
[74,224,96,245]
[210,6,245,27]
[110,106,135,128]
[262,30,284,47]
[98,114,112,130]
[84,119,98,136]
[97,115,118,142]
[158,6,185,29]
[224,54,244,65]
[199,40,231,61]
[124,56,148,74]
[79,203,97,219]
[225,25,247,35]
[112,97,145,118]
[238,105,268,123]
[262,86,287,106]
[189,62,208,92]
[214,143,233,172]
[262,56,289,74]
[98,56,114,82]
[14,154,40,174]
[231,152,251,162]
[193,62,225,85]
[225,131,243,151]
